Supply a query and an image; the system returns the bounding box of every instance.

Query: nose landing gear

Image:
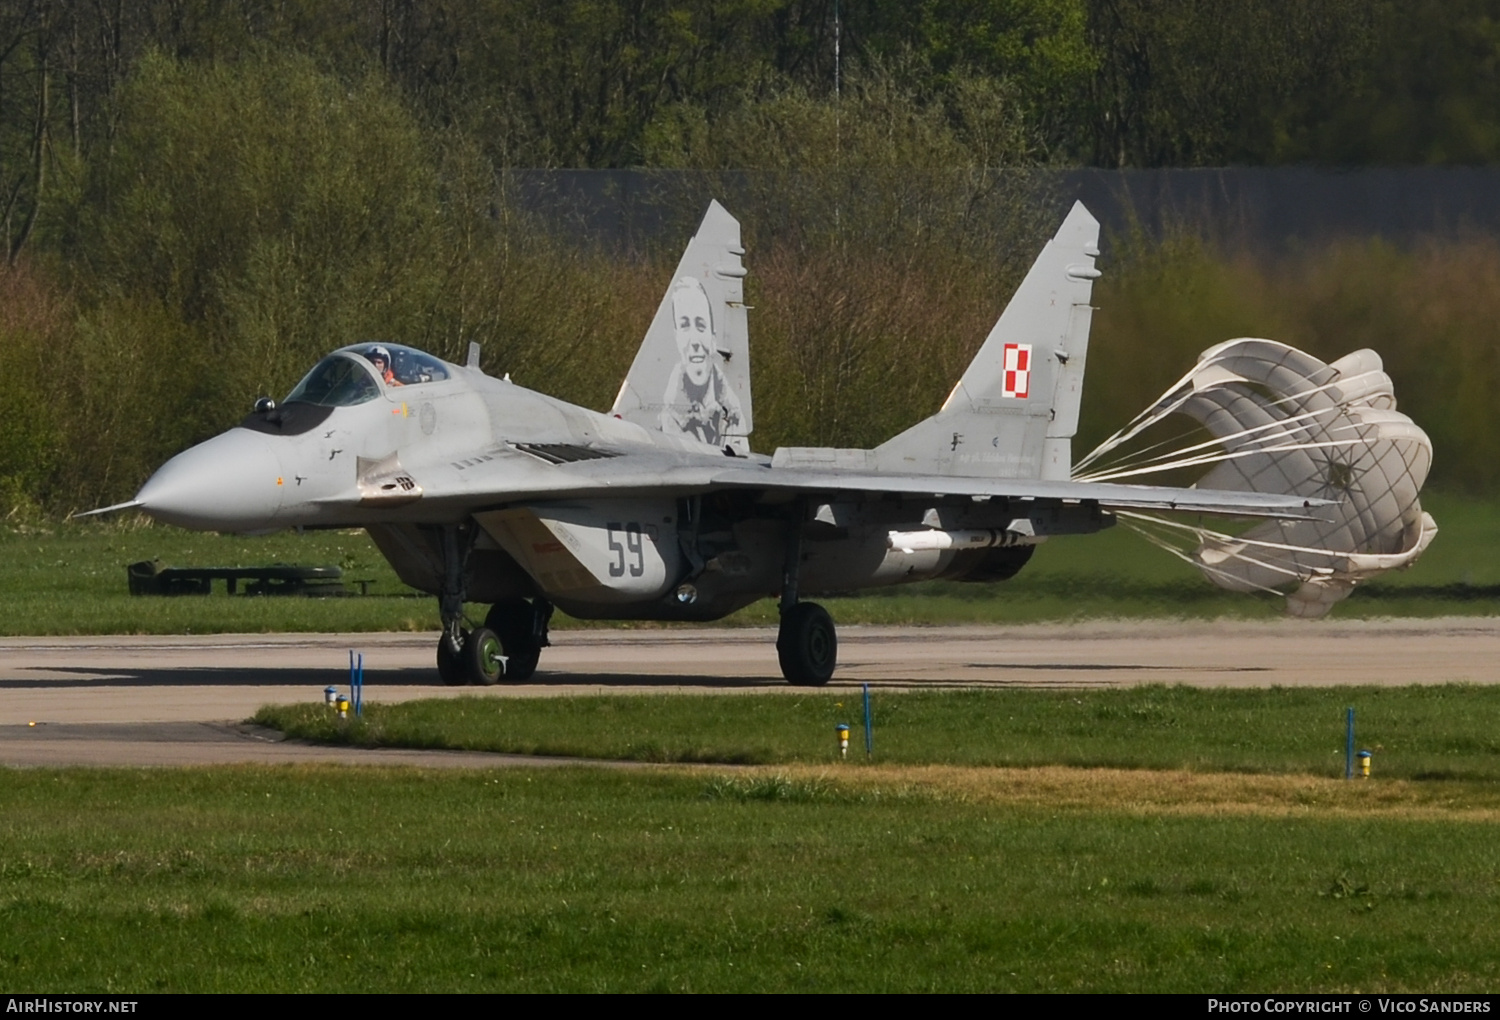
[432,522,554,685]
[435,599,554,686]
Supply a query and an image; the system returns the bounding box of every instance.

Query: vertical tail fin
[873,201,1100,480]
[611,200,753,455]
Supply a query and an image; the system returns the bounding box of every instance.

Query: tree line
[1,0,1499,516]
[7,1,1500,260]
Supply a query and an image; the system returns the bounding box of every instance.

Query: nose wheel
[434,625,511,685]
[465,627,506,685]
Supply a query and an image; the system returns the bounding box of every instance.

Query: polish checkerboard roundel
[1002,343,1031,399]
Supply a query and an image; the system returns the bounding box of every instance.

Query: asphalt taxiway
[3,618,1497,766]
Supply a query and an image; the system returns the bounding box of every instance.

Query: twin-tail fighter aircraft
[92,202,1334,686]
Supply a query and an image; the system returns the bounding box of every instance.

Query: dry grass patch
[737,763,1500,820]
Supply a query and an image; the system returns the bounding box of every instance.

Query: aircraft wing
[700,462,1332,518]
[369,445,1331,521]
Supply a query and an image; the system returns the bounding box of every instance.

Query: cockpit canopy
[285,355,380,407]
[284,344,452,407]
[346,343,451,387]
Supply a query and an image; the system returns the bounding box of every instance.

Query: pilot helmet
[367,345,393,368]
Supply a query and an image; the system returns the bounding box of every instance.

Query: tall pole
[834,0,841,100]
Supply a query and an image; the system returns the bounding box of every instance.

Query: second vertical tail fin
[873,201,1100,480]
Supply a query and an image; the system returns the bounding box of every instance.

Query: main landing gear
[433,523,552,685]
[777,601,836,685]
[776,508,837,686]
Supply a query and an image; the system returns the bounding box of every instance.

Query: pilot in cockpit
[365,345,404,387]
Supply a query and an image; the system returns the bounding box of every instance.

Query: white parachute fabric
[1078,339,1436,618]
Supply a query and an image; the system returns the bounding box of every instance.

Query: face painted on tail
[672,278,714,388]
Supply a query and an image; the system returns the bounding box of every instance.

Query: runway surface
[2,617,1496,766]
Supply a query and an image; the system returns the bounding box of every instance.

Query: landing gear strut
[435,523,472,684]
[776,506,836,686]
[432,522,508,686]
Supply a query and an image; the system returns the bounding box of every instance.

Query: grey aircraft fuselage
[139,343,1065,625]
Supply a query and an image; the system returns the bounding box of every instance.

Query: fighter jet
[93,201,1324,686]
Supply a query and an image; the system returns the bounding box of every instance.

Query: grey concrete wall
[503,167,1500,253]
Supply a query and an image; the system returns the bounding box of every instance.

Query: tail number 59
[606,522,645,577]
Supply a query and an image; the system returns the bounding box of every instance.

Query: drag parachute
[1075,339,1437,618]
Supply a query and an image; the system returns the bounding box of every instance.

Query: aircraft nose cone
[135,428,286,530]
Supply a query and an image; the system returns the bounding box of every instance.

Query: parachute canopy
[1075,339,1436,618]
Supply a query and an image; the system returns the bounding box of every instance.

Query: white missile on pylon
[886,528,1045,555]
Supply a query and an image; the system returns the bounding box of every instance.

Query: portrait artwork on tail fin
[659,276,744,448]
[612,200,753,454]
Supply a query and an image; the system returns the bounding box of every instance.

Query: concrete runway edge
[2,617,1496,767]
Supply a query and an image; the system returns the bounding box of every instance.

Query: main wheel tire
[485,598,543,681]
[464,626,506,686]
[436,632,467,686]
[777,602,837,686]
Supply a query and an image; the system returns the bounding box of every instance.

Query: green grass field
[0,686,1449,992]
[256,685,1500,779]
[2,763,1498,992]
[5,490,1498,634]
[7,685,1500,992]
